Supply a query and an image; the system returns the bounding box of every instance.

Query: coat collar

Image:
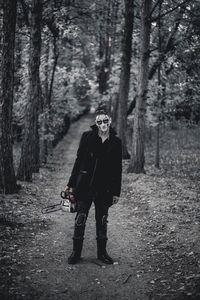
[90,124,117,137]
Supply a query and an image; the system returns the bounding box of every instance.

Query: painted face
[95,114,111,132]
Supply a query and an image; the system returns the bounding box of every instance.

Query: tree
[17,0,42,181]
[148,1,188,81]
[96,0,112,94]
[155,0,163,169]
[0,0,18,193]
[40,1,60,163]
[128,0,152,173]
[127,0,189,116]
[95,0,121,96]
[116,0,134,159]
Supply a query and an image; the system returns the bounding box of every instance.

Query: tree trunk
[155,0,162,169]
[117,0,134,159]
[128,0,152,173]
[111,92,119,129]
[48,35,59,107]
[97,0,113,95]
[17,0,42,181]
[40,2,59,164]
[40,39,49,164]
[44,41,50,105]
[14,17,23,94]
[0,0,18,194]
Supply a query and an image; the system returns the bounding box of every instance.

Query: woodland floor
[0,114,200,300]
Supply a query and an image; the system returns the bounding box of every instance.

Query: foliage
[146,0,200,125]
[1,0,200,187]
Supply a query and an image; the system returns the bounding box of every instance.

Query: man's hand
[112,196,119,205]
[66,187,75,202]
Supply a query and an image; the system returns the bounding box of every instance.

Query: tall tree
[148,1,188,81]
[97,0,110,94]
[127,1,189,116]
[155,0,163,169]
[40,1,59,163]
[0,0,18,193]
[96,0,119,95]
[116,0,134,158]
[17,0,42,181]
[128,0,152,173]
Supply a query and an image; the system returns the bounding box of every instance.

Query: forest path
[34,113,149,300]
[1,114,200,300]
[5,114,149,300]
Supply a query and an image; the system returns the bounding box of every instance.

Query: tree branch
[149,3,187,80]
[127,2,189,116]
[150,0,163,17]
[151,0,191,22]
[127,95,137,116]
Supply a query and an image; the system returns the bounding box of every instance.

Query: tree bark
[97,0,114,95]
[155,0,162,169]
[48,35,59,107]
[117,0,134,159]
[17,0,42,181]
[0,0,18,193]
[40,1,59,164]
[128,0,152,173]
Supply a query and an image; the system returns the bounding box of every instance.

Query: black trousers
[73,190,110,241]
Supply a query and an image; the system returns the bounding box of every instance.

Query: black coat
[67,124,122,203]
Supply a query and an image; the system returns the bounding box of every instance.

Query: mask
[95,114,111,132]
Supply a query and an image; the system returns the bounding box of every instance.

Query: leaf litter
[0,118,200,299]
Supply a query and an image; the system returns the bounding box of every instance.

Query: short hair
[95,105,109,116]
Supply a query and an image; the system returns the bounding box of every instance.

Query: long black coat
[67,124,122,204]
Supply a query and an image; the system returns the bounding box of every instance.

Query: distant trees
[1,0,200,193]
[126,0,194,173]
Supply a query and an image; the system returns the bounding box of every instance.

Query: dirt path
[1,114,200,300]
[29,114,149,300]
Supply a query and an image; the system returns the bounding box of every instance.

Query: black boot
[97,239,113,264]
[68,239,83,264]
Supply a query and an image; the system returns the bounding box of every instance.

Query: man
[66,107,122,264]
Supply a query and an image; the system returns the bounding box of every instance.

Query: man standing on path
[66,107,122,264]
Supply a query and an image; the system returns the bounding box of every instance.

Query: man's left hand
[112,196,119,205]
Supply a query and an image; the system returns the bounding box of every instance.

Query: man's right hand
[112,196,119,205]
[66,187,75,202]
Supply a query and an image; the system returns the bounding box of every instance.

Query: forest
[0,0,200,299]
[0,0,200,193]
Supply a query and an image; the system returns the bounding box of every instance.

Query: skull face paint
[95,114,111,132]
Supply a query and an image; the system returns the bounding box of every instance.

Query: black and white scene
[0,0,200,299]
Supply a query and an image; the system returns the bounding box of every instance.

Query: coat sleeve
[67,132,87,188]
[110,138,122,197]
